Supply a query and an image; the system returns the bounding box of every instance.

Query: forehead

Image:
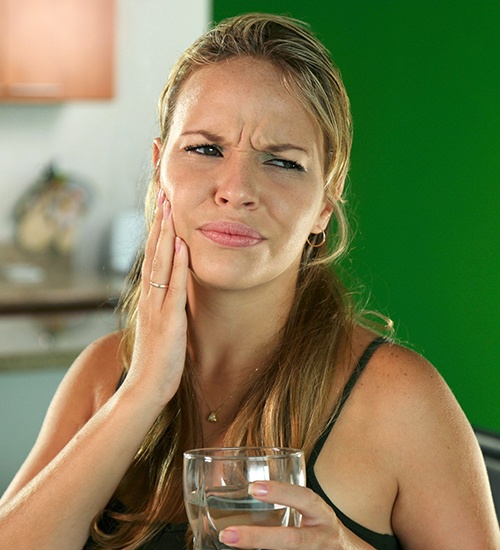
[169,57,322,148]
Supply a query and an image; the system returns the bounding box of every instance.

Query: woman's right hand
[124,189,189,405]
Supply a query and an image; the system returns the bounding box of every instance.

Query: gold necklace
[197,367,260,423]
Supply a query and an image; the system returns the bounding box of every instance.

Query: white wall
[0,0,210,268]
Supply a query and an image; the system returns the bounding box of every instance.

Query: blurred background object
[13,164,91,257]
[108,209,145,275]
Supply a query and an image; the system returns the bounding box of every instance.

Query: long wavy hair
[89,13,370,549]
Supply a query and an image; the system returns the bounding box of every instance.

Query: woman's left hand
[218,481,373,549]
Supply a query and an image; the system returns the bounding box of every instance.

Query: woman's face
[156,57,332,292]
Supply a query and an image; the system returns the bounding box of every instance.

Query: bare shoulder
[73,330,125,410]
[357,339,499,548]
[355,337,473,475]
[339,328,454,430]
[37,330,124,448]
[0,331,124,502]
[358,339,453,418]
[357,340,480,464]
[47,330,125,431]
[332,327,458,445]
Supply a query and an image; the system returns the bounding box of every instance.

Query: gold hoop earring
[306,230,326,248]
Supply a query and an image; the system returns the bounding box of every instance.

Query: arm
[385,347,499,548]
[0,195,189,549]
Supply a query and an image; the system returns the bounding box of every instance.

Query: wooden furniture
[0,0,115,101]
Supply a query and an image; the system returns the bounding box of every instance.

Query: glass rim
[183,446,303,460]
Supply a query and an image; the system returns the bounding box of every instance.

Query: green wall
[212,1,500,431]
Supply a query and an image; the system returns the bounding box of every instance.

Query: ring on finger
[150,280,169,289]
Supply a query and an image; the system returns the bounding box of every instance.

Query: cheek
[159,148,188,195]
[166,189,188,228]
[274,190,322,234]
[161,183,201,243]
[160,156,208,205]
[159,163,179,200]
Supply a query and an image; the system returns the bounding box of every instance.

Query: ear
[334,175,346,201]
[311,199,334,234]
[152,137,162,168]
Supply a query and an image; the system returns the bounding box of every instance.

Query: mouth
[198,221,265,248]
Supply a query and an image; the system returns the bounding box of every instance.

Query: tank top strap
[116,369,127,390]
[308,336,389,468]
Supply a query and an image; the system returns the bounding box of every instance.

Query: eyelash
[184,144,221,156]
[268,158,305,172]
[184,143,305,172]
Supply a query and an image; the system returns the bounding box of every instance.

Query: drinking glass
[183,447,305,550]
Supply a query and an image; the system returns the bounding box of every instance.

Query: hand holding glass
[183,447,306,549]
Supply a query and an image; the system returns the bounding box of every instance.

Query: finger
[247,481,330,525]
[147,198,175,301]
[141,191,165,295]
[219,525,306,550]
[154,237,189,370]
[164,237,188,313]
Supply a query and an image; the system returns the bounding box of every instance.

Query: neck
[184,268,300,431]
[186,274,296,378]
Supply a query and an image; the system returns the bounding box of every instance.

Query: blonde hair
[90,13,358,549]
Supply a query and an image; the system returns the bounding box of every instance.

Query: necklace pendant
[207,411,218,423]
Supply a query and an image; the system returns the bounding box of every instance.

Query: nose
[214,154,259,209]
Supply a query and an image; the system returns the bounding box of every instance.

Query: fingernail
[220,529,239,544]
[175,236,182,253]
[157,188,165,204]
[249,482,268,497]
[163,199,171,219]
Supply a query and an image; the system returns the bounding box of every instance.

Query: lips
[198,221,265,248]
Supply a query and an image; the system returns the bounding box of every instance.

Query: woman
[0,13,497,550]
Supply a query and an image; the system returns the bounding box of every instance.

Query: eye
[184,144,222,157]
[265,157,305,172]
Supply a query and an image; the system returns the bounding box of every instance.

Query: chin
[189,266,260,292]
[186,246,264,290]
[186,243,301,293]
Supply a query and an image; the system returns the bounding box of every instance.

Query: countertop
[0,244,124,370]
[0,244,123,315]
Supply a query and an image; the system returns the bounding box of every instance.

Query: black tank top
[86,337,402,549]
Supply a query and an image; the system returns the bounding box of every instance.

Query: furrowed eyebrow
[181,131,309,156]
[266,143,309,155]
[181,130,223,143]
